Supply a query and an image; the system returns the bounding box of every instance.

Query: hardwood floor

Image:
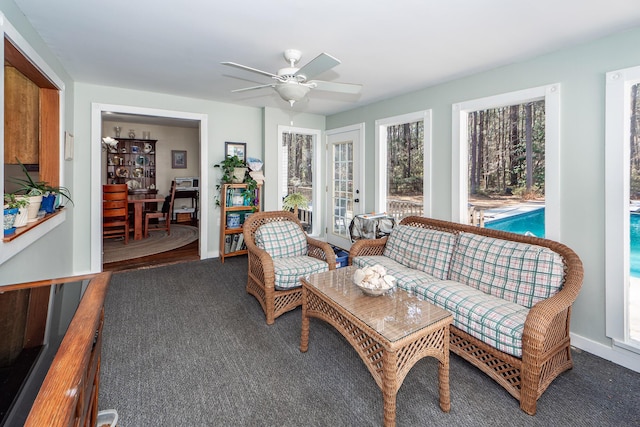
[102,239,201,273]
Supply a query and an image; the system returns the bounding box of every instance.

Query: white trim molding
[375,110,432,217]
[451,84,561,240]
[604,65,640,354]
[90,103,209,272]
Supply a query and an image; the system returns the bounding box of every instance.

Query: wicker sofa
[349,216,583,415]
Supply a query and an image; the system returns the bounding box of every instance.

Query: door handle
[354,198,360,203]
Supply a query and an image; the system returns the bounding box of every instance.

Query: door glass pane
[386,121,424,221]
[281,132,313,233]
[331,141,353,238]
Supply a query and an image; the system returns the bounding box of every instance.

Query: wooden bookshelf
[219,183,261,263]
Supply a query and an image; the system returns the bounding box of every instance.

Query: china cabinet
[106,138,157,193]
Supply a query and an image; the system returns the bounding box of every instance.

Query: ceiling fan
[221,49,362,106]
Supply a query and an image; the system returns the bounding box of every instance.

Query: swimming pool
[630,214,640,277]
[484,208,545,238]
[486,208,640,277]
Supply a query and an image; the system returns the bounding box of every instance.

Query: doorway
[90,104,209,272]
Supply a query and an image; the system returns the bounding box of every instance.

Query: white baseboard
[571,332,640,373]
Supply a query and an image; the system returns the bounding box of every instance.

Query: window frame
[375,110,432,217]
[451,84,561,240]
[277,125,322,237]
[605,65,640,354]
[0,15,66,265]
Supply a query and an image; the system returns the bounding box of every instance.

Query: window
[466,101,546,235]
[375,111,431,220]
[605,66,640,353]
[452,84,560,241]
[278,126,321,236]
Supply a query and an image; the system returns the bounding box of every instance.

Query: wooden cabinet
[106,138,157,193]
[4,65,39,164]
[219,183,261,263]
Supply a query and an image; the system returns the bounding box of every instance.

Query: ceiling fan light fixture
[275,83,310,106]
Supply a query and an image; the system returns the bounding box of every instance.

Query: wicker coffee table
[300,266,453,427]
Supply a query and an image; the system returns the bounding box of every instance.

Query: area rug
[103,224,198,264]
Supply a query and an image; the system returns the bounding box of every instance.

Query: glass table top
[302,266,452,343]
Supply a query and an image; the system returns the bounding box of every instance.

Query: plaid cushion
[414,280,529,358]
[255,221,307,259]
[273,256,329,290]
[449,233,565,308]
[383,225,457,279]
[353,255,440,293]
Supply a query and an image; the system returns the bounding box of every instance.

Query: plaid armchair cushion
[449,232,565,308]
[414,280,529,358]
[272,256,330,290]
[255,221,307,259]
[353,255,440,293]
[383,225,457,279]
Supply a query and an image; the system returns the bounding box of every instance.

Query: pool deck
[477,201,544,223]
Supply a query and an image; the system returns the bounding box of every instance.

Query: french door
[326,125,362,249]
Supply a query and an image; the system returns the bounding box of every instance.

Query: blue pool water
[484,208,545,238]
[486,208,640,277]
[630,214,640,277]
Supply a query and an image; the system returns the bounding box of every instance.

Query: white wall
[327,27,640,371]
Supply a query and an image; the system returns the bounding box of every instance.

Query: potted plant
[10,159,73,220]
[4,193,30,228]
[214,155,248,184]
[214,155,253,207]
[282,192,309,216]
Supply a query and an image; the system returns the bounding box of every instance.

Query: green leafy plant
[214,155,247,184]
[3,193,29,209]
[214,155,257,207]
[282,192,309,215]
[241,176,260,210]
[11,158,74,205]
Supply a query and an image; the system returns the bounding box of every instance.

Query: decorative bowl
[355,283,394,297]
[352,264,396,297]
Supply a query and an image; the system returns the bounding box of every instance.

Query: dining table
[128,195,166,240]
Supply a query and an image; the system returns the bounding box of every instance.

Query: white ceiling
[13,0,640,116]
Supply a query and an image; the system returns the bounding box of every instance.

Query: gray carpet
[99,258,640,426]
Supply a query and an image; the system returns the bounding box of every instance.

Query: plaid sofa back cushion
[255,221,307,259]
[449,232,565,308]
[383,225,458,280]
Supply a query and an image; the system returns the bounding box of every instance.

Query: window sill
[1,209,66,265]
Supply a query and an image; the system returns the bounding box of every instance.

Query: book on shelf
[224,234,232,254]
[236,233,244,251]
[230,233,240,252]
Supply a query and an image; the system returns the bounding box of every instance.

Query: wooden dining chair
[144,182,176,238]
[103,184,130,244]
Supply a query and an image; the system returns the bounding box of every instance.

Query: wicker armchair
[243,211,336,324]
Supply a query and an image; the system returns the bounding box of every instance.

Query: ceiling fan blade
[221,62,279,79]
[295,53,340,80]
[309,80,362,94]
[231,84,275,93]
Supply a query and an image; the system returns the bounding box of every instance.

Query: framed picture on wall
[171,150,187,169]
[225,141,246,163]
